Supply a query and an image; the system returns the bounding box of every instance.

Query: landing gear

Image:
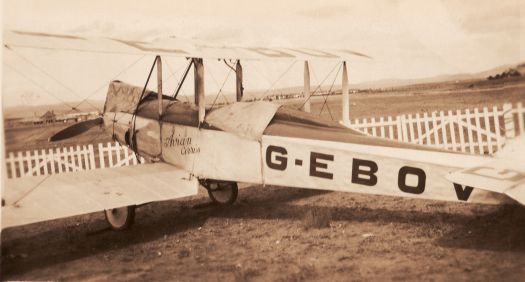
[104,205,136,230]
[200,179,238,205]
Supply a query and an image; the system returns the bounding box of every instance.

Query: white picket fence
[347,102,525,155]
[6,142,145,179]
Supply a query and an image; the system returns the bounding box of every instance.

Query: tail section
[446,136,525,204]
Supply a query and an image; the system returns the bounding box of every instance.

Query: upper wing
[2,163,198,229]
[4,30,371,61]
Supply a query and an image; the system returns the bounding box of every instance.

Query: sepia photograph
[1,0,524,280]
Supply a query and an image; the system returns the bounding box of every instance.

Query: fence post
[503,103,515,139]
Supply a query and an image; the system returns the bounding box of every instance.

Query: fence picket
[482,107,494,155]
[423,113,431,146]
[16,152,24,177]
[388,116,394,139]
[415,113,423,145]
[465,109,475,153]
[8,152,16,178]
[494,105,502,150]
[55,148,63,173]
[115,142,123,165]
[75,145,82,171]
[41,149,48,175]
[407,114,415,143]
[396,116,403,141]
[48,148,56,174]
[379,117,385,138]
[98,143,105,169]
[88,144,96,169]
[123,143,131,165]
[447,110,457,151]
[33,150,41,176]
[82,145,89,170]
[439,111,448,149]
[107,142,114,168]
[431,112,439,147]
[474,108,483,154]
[25,151,33,176]
[401,115,408,142]
[371,118,377,136]
[456,109,466,153]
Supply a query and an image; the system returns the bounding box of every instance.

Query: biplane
[2,30,524,230]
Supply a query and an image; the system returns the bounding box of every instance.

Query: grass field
[2,76,525,281]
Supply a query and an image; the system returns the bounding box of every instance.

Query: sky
[1,0,524,108]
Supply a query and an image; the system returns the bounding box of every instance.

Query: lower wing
[2,163,198,229]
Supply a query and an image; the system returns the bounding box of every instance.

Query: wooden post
[341,61,350,126]
[303,61,311,113]
[193,58,205,123]
[156,56,163,118]
[236,60,243,102]
[503,103,515,139]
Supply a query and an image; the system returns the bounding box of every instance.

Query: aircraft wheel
[104,205,136,230]
[204,180,238,205]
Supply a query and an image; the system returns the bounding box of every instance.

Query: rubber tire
[206,181,238,205]
[104,205,136,230]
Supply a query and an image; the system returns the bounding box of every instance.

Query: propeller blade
[49,117,104,142]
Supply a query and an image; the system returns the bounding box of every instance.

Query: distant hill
[350,62,524,89]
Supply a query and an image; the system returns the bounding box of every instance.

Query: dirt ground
[2,186,525,281]
[2,77,525,281]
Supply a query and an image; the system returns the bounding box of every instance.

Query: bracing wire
[4,63,78,109]
[68,55,147,114]
[318,62,343,120]
[7,48,100,112]
[297,61,341,110]
[258,60,298,100]
[209,67,233,110]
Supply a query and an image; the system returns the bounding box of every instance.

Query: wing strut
[341,61,350,126]
[157,56,163,117]
[236,60,243,102]
[302,61,311,112]
[193,58,205,123]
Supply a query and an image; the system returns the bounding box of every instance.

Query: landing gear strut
[200,179,238,205]
[104,205,136,230]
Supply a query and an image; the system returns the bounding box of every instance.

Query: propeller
[49,117,104,142]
